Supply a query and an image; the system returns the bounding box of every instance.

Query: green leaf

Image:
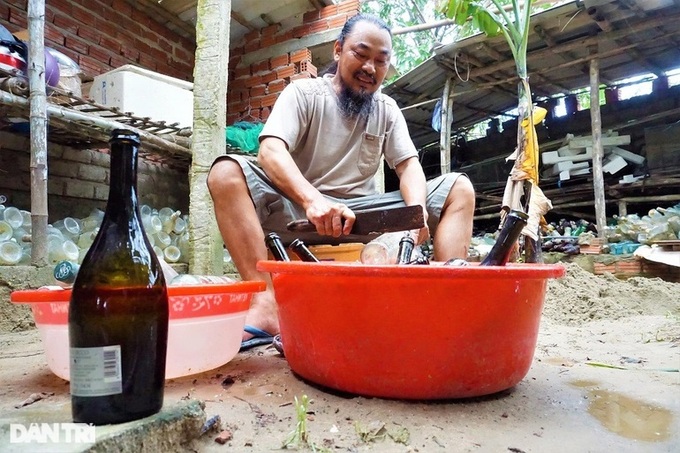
[472,8,501,36]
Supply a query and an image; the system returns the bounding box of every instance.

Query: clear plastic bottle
[360,231,422,264]
[69,129,168,425]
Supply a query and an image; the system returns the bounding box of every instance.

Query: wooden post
[589,52,607,238]
[188,0,230,274]
[617,200,627,217]
[439,77,453,175]
[27,0,48,266]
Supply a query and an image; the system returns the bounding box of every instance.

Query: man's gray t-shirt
[259,74,417,199]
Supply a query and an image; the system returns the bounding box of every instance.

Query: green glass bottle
[68,129,168,425]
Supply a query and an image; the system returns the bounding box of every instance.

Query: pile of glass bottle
[0,194,208,266]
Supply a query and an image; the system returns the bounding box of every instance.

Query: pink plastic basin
[257,261,565,400]
[11,281,265,380]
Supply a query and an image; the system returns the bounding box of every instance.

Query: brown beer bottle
[69,129,169,425]
[289,238,320,262]
[480,210,529,266]
[265,232,291,261]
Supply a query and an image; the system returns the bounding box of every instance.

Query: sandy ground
[0,263,679,452]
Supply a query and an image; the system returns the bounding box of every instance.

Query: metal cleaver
[286,205,425,235]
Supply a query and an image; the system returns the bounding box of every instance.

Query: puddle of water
[570,380,673,442]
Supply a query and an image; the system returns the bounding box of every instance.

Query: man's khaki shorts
[212,154,467,245]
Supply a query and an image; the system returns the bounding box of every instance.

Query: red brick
[244,30,260,42]
[244,39,260,53]
[337,0,360,14]
[64,35,89,55]
[234,65,250,78]
[260,107,271,121]
[138,53,157,71]
[45,24,65,45]
[309,20,330,34]
[259,35,276,49]
[88,45,113,65]
[0,5,10,21]
[261,70,278,84]
[319,5,339,19]
[71,4,96,26]
[229,78,247,90]
[99,35,121,54]
[298,60,317,77]
[262,24,280,37]
[109,54,129,68]
[53,13,79,34]
[77,25,101,44]
[292,24,311,39]
[251,60,269,74]
[328,15,348,29]
[95,18,118,39]
[303,10,320,23]
[249,84,267,97]
[260,93,278,108]
[244,75,263,88]
[227,89,242,104]
[276,64,296,79]
[47,0,73,15]
[267,79,286,94]
[111,0,134,17]
[290,48,312,64]
[269,54,289,69]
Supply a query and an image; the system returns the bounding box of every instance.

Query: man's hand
[305,199,356,237]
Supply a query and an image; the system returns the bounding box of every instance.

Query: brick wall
[0,132,189,220]
[226,0,359,124]
[0,0,195,81]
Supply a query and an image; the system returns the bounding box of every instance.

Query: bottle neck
[106,139,139,217]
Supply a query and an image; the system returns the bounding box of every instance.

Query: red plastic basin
[257,261,565,400]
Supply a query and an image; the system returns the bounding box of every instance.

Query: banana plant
[438,0,551,262]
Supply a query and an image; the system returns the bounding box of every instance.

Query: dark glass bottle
[480,210,529,266]
[396,235,414,264]
[69,129,168,425]
[289,238,319,262]
[265,232,290,261]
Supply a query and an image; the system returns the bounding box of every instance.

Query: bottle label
[70,346,123,397]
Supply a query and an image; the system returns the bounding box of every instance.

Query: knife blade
[286,205,425,235]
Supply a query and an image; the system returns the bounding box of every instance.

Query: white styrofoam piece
[571,167,591,176]
[602,154,628,174]
[551,160,589,176]
[610,147,645,165]
[559,170,571,181]
[568,135,631,149]
[543,147,593,165]
[557,145,583,157]
[90,64,194,128]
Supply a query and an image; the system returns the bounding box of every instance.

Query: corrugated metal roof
[383,0,680,151]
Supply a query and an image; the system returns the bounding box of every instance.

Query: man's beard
[337,73,376,119]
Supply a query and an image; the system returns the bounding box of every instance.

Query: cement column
[188,0,230,274]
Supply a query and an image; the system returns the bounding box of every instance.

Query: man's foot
[242,288,279,342]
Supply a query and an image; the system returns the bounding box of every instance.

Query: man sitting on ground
[207,13,476,350]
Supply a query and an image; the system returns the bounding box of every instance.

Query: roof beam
[466,10,680,80]
[533,24,610,86]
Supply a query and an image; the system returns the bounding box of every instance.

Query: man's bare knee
[207,159,246,196]
[445,176,475,212]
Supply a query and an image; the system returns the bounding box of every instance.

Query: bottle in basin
[68,129,169,425]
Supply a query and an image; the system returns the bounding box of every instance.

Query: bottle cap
[110,129,141,146]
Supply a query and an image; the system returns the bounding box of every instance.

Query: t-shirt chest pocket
[357,132,384,176]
